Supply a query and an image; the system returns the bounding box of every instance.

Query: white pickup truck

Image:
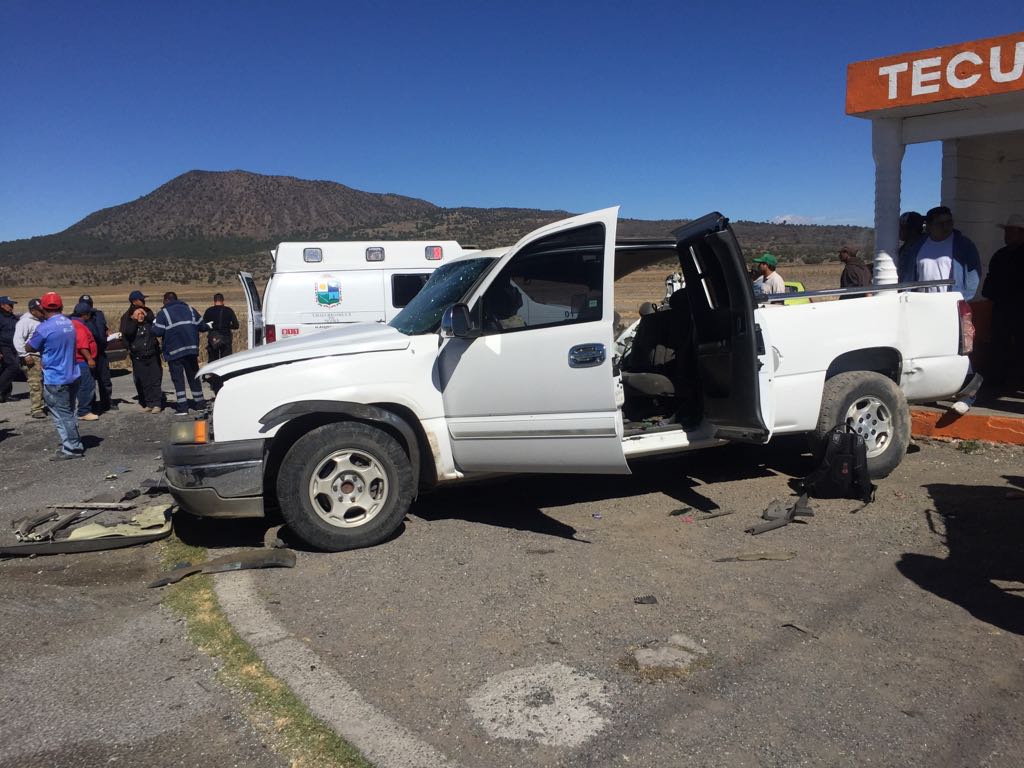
[164,208,973,551]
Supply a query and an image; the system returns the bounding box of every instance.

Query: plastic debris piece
[714,551,797,563]
[148,548,297,588]
[781,622,819,639]
[592,512,602,520]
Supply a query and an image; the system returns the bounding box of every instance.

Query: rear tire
[276,421,413,551]
[811,371,910,479]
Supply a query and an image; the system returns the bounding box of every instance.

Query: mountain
[65,170,441,242]
[0,170,874,274]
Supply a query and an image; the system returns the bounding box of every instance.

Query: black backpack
[130,323,159,358]
[798,425,875,503]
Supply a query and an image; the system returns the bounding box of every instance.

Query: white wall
[942,129,1024,271]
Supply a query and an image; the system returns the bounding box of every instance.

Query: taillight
[265,324,277,344]
[958,300,974,355]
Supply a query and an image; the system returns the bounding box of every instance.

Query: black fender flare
[259,401,421,490]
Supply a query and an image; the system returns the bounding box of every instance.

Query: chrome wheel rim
[308,448,389,528]
[845,396,891,458]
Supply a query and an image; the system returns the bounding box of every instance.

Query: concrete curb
[214,571,461,768]
[911,407,1024,445]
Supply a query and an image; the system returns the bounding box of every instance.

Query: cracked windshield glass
[390,257,496,335]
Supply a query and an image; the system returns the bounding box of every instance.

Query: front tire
[812,371,910,479]
[277,421,413,551]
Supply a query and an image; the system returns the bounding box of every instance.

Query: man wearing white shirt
[752,253,786,295]
[898,206,981,299]
[898,206,983,414]
[14,298,46,418]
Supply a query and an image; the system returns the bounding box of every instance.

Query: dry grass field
[5,262,844,361]
[615,261,843,324]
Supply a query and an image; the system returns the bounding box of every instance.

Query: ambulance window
[392,273,432,308]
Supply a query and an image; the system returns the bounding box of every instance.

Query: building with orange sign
[847,32,1023,280]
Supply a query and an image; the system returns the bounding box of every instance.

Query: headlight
[170,418,209,445]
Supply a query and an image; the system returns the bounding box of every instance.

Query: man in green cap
[752,253,786,295]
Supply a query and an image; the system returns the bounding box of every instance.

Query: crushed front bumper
[162,438,266,518]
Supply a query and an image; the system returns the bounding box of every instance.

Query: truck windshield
[390,257,496,336]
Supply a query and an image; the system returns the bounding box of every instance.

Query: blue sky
[0,1,1013,241]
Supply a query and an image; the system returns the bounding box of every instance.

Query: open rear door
[238,271,264,348]
[674,213,770,443]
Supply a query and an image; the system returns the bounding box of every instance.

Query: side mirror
[440,304,477,339]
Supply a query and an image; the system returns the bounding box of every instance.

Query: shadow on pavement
[411,437,820,538]
[0,424,18,444]
[897,477,1024,635]
[173,511,277,550]
[413,488,585,541]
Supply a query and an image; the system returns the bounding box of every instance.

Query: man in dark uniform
[202,293,239,361]
[0,296,20,403]
[77,294,114,411]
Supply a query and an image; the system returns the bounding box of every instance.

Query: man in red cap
[26,292,85,459]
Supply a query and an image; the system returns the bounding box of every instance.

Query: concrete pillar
[871,118,904,284]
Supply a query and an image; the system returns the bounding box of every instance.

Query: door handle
[568,343,606,368]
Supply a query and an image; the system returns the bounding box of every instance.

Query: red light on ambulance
[425,245,443,261]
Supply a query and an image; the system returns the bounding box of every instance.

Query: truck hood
[200,323,412,378]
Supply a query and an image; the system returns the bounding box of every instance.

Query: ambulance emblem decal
[315,276,341,307]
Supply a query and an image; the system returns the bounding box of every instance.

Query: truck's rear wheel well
[261,404,437,504]
[825,348,901,384]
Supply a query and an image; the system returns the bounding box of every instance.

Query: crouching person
[153,292,207,415]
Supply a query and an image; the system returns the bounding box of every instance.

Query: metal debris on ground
[714,551,797,563]
[13,509,104,542]
[633,595,658,605]
[148,548,298,588]
[745,494,814,535]
[47,502,136,511]
[1,504,174,557]
[592,512,602,520]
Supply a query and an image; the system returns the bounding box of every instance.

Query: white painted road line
[215,570,462,768]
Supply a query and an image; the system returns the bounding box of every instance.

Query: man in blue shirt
[27,291,84,460]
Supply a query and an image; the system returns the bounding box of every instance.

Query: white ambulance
[238,240,476,347]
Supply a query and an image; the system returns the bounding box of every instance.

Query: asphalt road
[253,438,1024,767]
[0,372,285,768]
[3,370,1023,767]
